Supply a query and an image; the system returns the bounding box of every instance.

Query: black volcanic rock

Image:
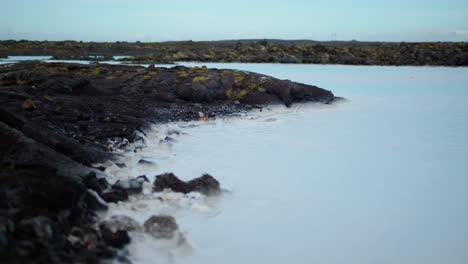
[153,173,190,193]
[0,61,335,263]
[153,173,221,195]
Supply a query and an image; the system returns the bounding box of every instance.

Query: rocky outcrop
[0,62,333,152]
[153,173,221,195]
[0,61,334,262]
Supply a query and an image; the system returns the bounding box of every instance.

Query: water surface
[105,64,468,264]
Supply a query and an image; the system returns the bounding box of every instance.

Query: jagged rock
[153,173,221,195]
[143,215,178,239]
[153,173,191,193]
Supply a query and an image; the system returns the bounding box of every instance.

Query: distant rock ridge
[1,40,467,66]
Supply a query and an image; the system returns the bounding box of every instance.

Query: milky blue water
[145,63,468,264]
[3,57,468,263]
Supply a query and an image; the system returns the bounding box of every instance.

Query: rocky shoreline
[1,39,467,66]
[0,61,334,263]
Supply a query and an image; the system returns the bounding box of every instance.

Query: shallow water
[101,63,468,264]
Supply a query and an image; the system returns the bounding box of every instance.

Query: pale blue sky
[1,0,468,42]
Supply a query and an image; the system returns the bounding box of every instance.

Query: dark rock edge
[0,61,335,263]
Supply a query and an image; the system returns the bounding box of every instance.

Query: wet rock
[163,136,176,142]
[83,172,110,195]
[101,189,129,203]
[138,159,155,165]
[153,173,221,195]
[153,173,191,193]
[136,175,150,182]
[101,215,142,232]
[99,224,130,249]
[143,215,178,239]
[187,174,221,196]
[83,189,109,211]
[112,178,145,195]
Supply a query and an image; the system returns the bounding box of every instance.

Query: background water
[119,63,467,264]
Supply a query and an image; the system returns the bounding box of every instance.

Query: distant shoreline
[1,39,467,66]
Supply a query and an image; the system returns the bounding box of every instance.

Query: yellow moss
[238,89,248,98]
[21,99,36,111]
[233,72,244,86]
[87,68,102,76]
[225,88,234,99]
[258,87,267,93]
[177,71,189,78]
[16,80,30,85]
[143,75,152,80]
[225,87,249,100]
[105,76,115,80]
[192,75,209,84]
[137,68,146,73]
[247,83,257,90]
[173,51,187,60]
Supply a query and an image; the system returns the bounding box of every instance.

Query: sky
[1,0,468,42]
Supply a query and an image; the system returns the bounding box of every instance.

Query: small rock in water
[187,174,221,196]
[164,136,176,142]
[153,173,221,195]
[101,215,142,232]
[112,178,145,195]
[138,159,155,165]
[136,175,150,182]
[143,215,178,239]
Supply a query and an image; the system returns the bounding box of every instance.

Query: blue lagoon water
[3,57,467,263]
[102,63,468,264]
